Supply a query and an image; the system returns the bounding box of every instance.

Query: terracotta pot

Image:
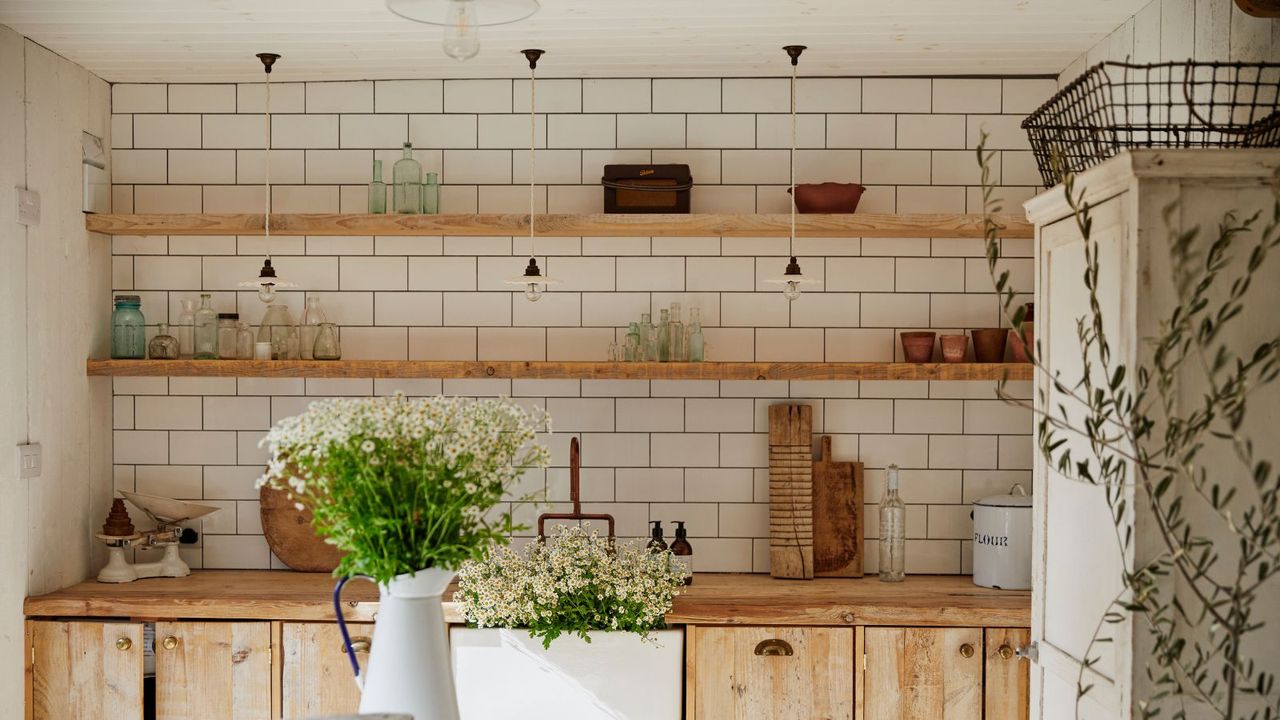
[971,328,1009,363]
[788,183,865,213]
[900,331,937,363]
[940,334,969,363]
[1009,324,1035,362]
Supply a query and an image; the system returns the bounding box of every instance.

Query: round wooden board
[259,485,344,572]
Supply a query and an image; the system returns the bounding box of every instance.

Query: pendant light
[505,49,558,302]
[766,44,821,302]
[239,52,296,304]
[386,0,541,61]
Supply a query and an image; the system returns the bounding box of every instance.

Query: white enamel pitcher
[334,568,460,720]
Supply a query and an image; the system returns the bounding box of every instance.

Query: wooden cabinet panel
[862,627,982,720]
[984,628,1030,720]
[30,620,144,720]
[281,621,371,717]
[693,625,854,720]
[155,621,271,720]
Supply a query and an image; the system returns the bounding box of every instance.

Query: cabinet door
[693,626,854,720]
[862,627,981,720]
[154,621,271,720]
[29,620,144,720]
[985,628,1030,720]
[281,622,371,718]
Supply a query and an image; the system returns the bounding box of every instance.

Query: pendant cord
[264,67,272,256]
[529,62,536,263]
[789,60,796,260]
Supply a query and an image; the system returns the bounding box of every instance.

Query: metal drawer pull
[998,644,1015,660]
[754,639,794,657]
[959,643,975,658]
[115,637,132,651]
[345,637,372,654]
[161,635,179,651]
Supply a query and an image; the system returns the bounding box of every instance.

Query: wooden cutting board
[769,404,814,580]
[812,436,864,577]
[260,485,343,572]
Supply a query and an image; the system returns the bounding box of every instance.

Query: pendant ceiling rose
[386,0,540,26]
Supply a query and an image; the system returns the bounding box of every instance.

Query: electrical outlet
[16,188,40,226]
[18,443,41,479]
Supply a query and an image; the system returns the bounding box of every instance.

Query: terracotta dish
[788,183,865,213]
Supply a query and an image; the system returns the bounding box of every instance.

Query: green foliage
[977,135,1280,720]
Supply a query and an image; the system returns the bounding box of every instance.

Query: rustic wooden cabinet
[280,621,371,717]
[29,620,144,719]
[860,627,983,720]
[984,628,1030,720]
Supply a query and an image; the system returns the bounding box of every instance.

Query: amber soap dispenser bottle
[671,521,694,585]
[647,521,668,554]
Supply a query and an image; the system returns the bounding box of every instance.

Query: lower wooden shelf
[86,359,1033,381]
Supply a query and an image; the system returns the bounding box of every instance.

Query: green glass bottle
[368,159,386,214]
[393,143,422,214]
[422,171,439,214]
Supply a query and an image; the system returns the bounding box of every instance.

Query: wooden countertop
[24,571,1029,627]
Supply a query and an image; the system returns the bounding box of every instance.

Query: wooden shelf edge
[87,359,1034,381]
[85,212,1033,239]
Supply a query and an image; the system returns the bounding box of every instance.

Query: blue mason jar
[110,295,147,359]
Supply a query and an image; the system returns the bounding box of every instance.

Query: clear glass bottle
[147,322,179,360]
[687,307,705,362]
[668,302,685,362]
[257,303,295,360]
[176,299,196,358]
[657,308,671,362]
[110,295,147,359]
[192,293,218,360]
[368,159,387,214]
[422,171,439,214]
[285,327,301,360]
[236,322,255,359]
[393,142,422,214]
[625,322,641,362]
[639,312,656,361]
[312,323,342,360]
[299,296,327,361]
[217,313,239,359]
[879,464,906,582]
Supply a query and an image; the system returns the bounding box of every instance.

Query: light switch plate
[16,188,40,226]
[18,443,41,479]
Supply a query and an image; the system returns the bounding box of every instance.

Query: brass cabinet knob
[998,644,1015,660]
[754,638,794,657]
[959,643,975,658]
[841,612,855,624]
[346,637,372,654]
[161,635,179,651]
[115,637,133,651]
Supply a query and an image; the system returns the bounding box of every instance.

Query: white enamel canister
[972,483,1032,590]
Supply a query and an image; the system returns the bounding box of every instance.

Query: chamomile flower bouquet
[257,394,551,584]
[453,524,687,649]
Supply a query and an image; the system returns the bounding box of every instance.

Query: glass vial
[110,295,146,359]
[176,299,196,358]
[657,308,670,362]
[192,294,218,360]
[687,307,705,362]
[625,322,641,362]
[639,312,656,361]
[217,313,240,359]
[236,322,255,359]
[393,142,422,214]
[312,323,342,360]
[368,159,386,214]
[879,464,907,582]
[668,302,685,362]
[671,521,694,585]
[422,171,439,214]
[147,322,179,360]
[299,296,327,361]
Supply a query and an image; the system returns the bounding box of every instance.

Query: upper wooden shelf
[84,212,1033,239]
[86,359,1033,381]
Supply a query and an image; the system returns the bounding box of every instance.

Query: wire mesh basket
[1022,61,1280,186]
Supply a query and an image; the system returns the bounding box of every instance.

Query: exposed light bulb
[257,282,277,304]
[524,283,543,302]
[442,0,481,60]
[783,281,802,302]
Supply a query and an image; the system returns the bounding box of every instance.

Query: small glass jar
[312,323,342,360]
[257,303,295,360]
[236,322,255,359]
[217,313,239,359]
[110,295,146,359]
[147,322,180,360]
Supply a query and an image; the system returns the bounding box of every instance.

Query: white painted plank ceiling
[0,0,1150,81]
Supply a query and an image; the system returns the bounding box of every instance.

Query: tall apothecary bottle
[299,296,327,361]
[393,142,422,214]
[878,464,906,582]
[192,293,218,360]
[368,159,387,214]
[687,307,705,362]
[176,299,195,357]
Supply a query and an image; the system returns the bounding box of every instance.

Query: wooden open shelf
[84,212,1033,239]
[86,359,1033,381]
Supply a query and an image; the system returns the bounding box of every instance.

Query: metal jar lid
[974,483,1032,508]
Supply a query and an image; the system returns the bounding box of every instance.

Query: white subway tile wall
[110,76,1049,573]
